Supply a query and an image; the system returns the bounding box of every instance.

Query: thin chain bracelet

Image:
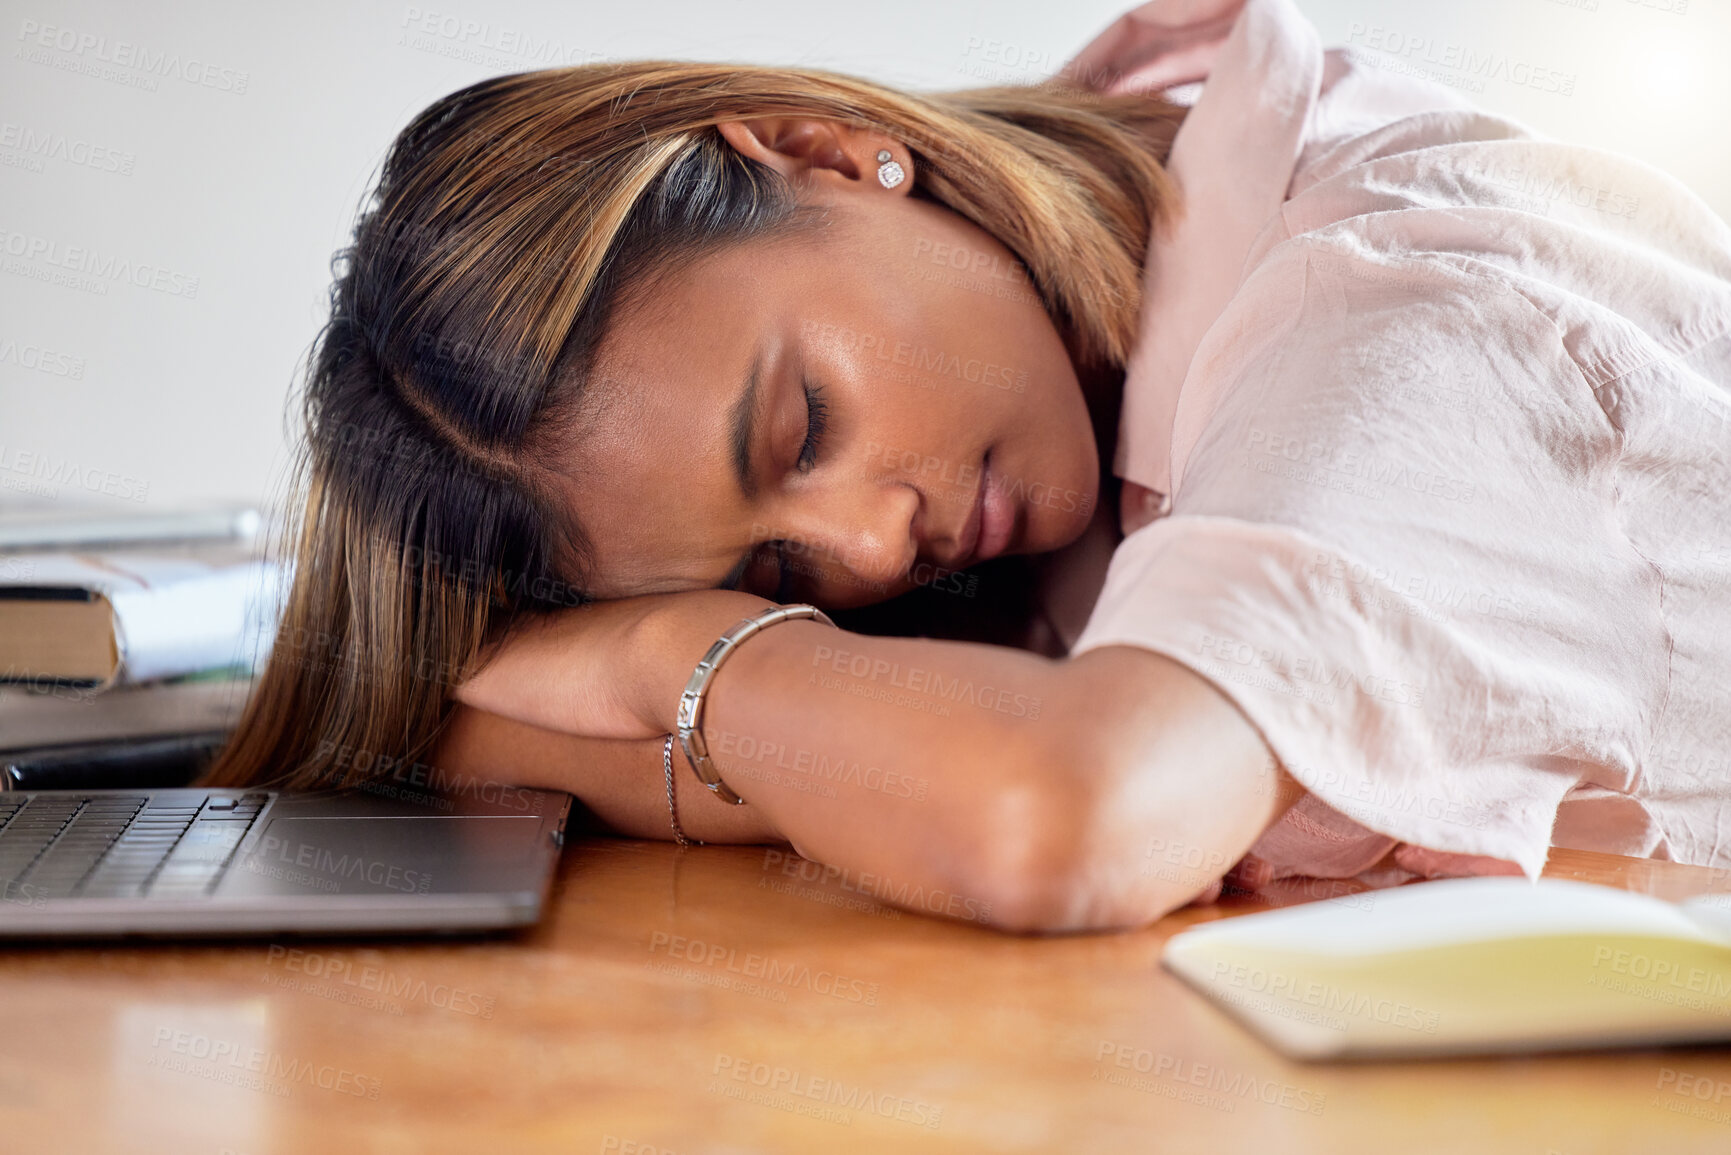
[662,733,701,847]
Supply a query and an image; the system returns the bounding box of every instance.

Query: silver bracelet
[662,733,699,847]
[676,602,837,805]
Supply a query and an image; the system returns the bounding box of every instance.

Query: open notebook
[1163,877,1731,1060]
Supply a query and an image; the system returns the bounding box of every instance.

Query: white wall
[3,0,1725,515]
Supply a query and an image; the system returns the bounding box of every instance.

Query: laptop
[0,784,572,937]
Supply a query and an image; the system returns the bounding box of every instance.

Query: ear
[715,117,912,196]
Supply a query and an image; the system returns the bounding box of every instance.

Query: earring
[875,148,905,189]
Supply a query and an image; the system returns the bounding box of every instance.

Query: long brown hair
[203,60,1186,791]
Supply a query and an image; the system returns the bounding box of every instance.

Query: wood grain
[2,841,1729,1153]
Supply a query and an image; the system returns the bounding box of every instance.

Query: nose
[775,476,921,590]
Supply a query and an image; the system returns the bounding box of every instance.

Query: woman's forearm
[454,590,1296,930]
[646,595,1088,925]
[674,606,1297,930]
[431,706,784,843]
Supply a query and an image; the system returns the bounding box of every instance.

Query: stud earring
[876,148,905,189]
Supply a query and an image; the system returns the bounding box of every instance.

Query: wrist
[631,589,775,735]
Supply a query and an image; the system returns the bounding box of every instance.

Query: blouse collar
[1063,0,1323,502]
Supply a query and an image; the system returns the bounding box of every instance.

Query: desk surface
[3,842,1730,1154]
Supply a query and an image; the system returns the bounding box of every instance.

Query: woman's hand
[451,589,773,741]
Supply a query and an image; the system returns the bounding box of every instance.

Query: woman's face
[561,124,1101,609]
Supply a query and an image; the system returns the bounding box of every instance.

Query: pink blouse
[1060,0,1731,890]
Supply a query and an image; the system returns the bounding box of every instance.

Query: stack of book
[0,498,283,790]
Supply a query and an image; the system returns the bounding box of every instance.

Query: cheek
[1014,376,1101,543]
[1025,469,1099,546]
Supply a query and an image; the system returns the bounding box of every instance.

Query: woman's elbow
[975,857,1204,934]
[950,760,1206,934]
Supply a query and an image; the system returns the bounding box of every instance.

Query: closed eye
[773,379,829,599]
[797,378,828,473]
[717,377,829,596]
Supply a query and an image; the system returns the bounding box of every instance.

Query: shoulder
[1169,235,1563,502]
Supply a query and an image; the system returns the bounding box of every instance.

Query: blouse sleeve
[1070,238,1675,881]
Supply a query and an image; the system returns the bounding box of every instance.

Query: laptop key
[144,819,257,898]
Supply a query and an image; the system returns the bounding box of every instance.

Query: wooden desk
[3,842,1730,1154]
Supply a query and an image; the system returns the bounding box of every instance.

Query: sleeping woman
[204,0,1731,931]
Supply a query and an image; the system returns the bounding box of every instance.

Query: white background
[2,0,1725,514]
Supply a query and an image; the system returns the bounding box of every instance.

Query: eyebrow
[716,347,764,592]
[728,347,763,503]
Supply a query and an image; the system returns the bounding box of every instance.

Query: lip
[944,452,1014,570]
[973,456,1016,564]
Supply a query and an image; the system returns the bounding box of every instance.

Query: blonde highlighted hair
[204,60,1185,790]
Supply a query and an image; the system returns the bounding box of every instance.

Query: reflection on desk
[1,843,1728,1153]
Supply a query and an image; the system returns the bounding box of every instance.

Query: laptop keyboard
[0,792,270,901]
